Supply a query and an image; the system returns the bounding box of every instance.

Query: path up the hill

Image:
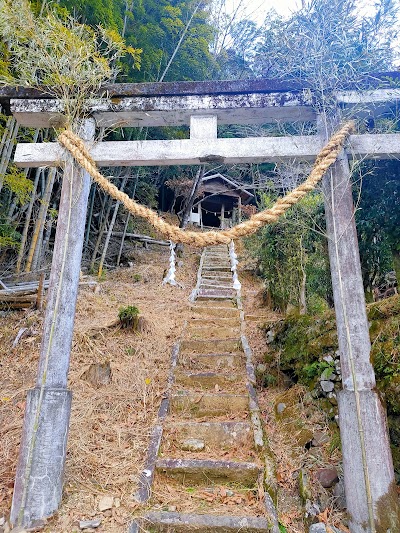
[131,245,279,533]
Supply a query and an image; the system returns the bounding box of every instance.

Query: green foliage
[118,305,140,330]
[0,221,21,249]
[0,0,140,121]
[247,192,331,312]
[354,160,400,291]
[2,165,33,205]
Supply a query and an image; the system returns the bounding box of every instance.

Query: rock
[114,498,121,508]
[256,363,267,374]
[98,495,114,511]
[81,362,111,387]
[322,355,334,364]
[309,525,341,533]
[226,490,234,497]
[333,478,347,510]
[79,519,102,530]
[181,438,205,452]
[309,524,327,533]
[276,402,286,414]
[167,506,177,512]
[312,431,330,447]
[305,500,320,517]
[177,261,184,268]
[320,380,334,393]
[299,469,312,502]
[266,329,275,344]
[327,392,338,406]
[9,528,27,533]
[316,467,339,488]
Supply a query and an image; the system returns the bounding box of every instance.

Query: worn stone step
[165,420,253,448]
[156,458,260,486]
[201,276,233,284]
[202,266,232,272]
[191,306,239,318]
[174,370,244,390]
[185,325,241,339]
[202,272,233,279]
[188,317,241,328]
[131,511,272,533]
[192,300,237,309]
[180,338,242,353]
[196,290,237,301]
[200,283,234,291]
[179,352,244,371]
[170,391,248,417]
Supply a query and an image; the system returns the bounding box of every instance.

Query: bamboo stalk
[25,168,56,273]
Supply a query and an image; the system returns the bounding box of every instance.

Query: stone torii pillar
[319,114,399,532]
[10,119,96,528]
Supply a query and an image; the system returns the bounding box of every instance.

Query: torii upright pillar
[10,119,96,528]
[319,115,399,532]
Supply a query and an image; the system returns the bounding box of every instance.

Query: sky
[223,0,301,25]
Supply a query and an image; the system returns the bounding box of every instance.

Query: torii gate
[2,76,400,532]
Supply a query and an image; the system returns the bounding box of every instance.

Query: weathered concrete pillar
[11,118,96,528]
[319,114,399,532]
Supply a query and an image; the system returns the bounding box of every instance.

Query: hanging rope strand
[57,121,355,247]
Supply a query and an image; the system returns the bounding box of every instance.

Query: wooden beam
[10,91,315,128]
[13,133,400,168]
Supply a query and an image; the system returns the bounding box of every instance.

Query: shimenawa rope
[57,121,355,247]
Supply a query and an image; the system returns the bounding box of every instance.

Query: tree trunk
[90,193,113,272]
[25,168,56,273]
[16,167,43,274]
[97,173,129,278]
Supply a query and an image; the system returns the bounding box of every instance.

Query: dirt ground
[0,246,199,532]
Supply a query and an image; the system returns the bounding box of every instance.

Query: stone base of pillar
[11,387,72,528]
[338,389,400,532]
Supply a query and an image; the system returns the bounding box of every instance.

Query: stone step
[180,338,242,354]
[155,458,261,486]
[174,370,244,390]
[170,391,248,417]
[164,420,253,448]
[202,266,232,272]
[196,290,237,301]
[188,317,241,327]
[131,511,272,532]
[201,277,233,284]
[185,325,241,339]
[202,272,233,279]
[200,283,234,290]
[178,352,244,372]
[191,306,239,318]
[192,300,237,309]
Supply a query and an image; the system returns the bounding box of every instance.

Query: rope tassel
[58,121,355,247]
[162,241,177,286]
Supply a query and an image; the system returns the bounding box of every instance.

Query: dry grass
[0,247,198,532]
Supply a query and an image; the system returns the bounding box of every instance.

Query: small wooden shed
[190,173,254,228]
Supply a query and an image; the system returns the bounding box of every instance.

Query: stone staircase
[131,245,279,533]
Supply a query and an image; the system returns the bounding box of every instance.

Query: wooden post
[10,118,96,528]
[220,201,225,229]
[238,196,242,223]
[319,114,399,532]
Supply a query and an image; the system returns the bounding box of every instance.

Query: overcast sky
[223,0,301,25]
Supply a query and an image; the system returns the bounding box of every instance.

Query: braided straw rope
[57,121,355,246]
